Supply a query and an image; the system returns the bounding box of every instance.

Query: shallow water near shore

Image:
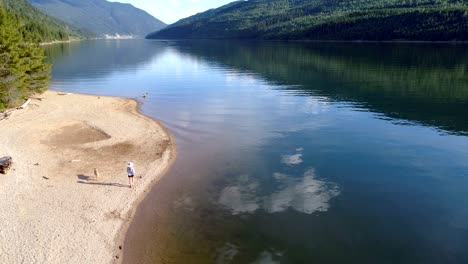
[45,40,468,263]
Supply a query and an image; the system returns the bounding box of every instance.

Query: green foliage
[0,0,81,42]
[0,6,50,108]
[148,0,468,40]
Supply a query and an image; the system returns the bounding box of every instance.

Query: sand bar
[0,91,175,263]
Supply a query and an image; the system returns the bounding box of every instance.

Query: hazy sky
[108,0,234,24]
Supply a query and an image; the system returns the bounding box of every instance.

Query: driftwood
[0,98,34,122]
[0,156,12,174]
[17,99,31,109]
[0,111,12,121]
[30,97,46,101]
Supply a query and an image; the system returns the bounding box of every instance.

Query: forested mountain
[147,0,468,41]
[0,0,80,42]
[29,0,166,38]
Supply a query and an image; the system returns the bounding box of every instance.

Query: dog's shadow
[77,174,94,181]
[77,174,128,188]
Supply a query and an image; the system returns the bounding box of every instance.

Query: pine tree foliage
[0,0,81,42]
[0,7,50,109]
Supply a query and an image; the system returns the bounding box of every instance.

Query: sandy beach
[0,91,175,263]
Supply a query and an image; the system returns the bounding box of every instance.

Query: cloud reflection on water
[251,251,282,264]
[281,148,304,165]
[281,153,303,165]
[219,169,340,215]
[216,243,239,264]
[218,186,260,214]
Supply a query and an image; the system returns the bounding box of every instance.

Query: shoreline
[147,38,468,44]
[40,37,145,46]
[0,91,176,263]
[114,98,177,264]
[103,91,177,264]
[40,38,82,46]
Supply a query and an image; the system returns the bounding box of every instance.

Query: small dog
[94,168,100,179]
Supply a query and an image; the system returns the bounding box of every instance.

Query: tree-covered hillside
[29,0,166,38]
[0,0,81,42]
[147,0,468,41]
[0,6,50,109]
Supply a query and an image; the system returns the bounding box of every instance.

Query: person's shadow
[77,174,128,188]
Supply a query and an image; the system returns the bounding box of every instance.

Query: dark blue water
[45,40,468,264]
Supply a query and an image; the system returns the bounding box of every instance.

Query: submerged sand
[0,91,175,263]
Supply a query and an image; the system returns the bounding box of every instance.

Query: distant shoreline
[39,36,144,46]
[43,38,468,45]
[0,91,176,263]
[287,39,468,44]
[40,38,81,46]
[146,38,468,44]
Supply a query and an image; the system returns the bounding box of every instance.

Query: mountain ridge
[29,0,166,38]
[147,0,468,41]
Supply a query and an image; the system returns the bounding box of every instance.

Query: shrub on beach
[0,7,50,109]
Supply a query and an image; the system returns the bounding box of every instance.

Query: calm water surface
[45,40,468,264]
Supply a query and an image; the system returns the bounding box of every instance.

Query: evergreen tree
[0,0,79,43]
[0,7,50,109]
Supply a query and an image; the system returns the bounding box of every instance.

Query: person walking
[127,162,135,188]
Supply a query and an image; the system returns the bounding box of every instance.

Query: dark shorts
[128,174,134,178]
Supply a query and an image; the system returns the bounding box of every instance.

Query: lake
[45,40,468,264]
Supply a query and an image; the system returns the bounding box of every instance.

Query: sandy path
[0,91,175,264]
